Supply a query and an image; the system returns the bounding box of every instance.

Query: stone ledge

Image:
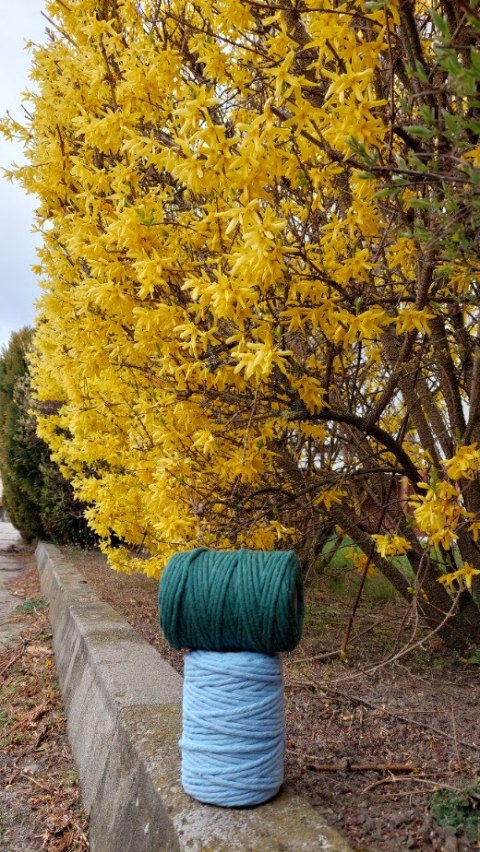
[36,541,351,852]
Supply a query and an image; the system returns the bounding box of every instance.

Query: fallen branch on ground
[0,642,26,677]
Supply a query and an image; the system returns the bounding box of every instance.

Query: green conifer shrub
[0,328,96,545]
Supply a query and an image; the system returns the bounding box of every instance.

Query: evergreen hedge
[0,328,96,545]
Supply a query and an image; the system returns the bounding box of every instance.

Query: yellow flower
[350,551,376,578]
[444,444,480,481]
[395,309,436,335]
[438,563,480,590]
[371,534,411,558]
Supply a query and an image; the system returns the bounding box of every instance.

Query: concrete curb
[36,542,351,851]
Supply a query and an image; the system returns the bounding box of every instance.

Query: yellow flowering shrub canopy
[5,0,480,594]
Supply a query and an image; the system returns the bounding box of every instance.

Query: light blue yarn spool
[180,650,285,807]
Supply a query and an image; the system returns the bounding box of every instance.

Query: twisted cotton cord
[159,548,304,653]
[180,650,284,807]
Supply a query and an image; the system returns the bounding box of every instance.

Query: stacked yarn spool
[158,548,304,807]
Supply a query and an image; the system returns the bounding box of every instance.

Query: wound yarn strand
[180,651,285,807]
[159,548,303,654]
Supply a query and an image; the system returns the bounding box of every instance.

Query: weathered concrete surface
[37,542,352,852]
[0,522,29,650]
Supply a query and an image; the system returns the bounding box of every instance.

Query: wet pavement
[0,522,30,650]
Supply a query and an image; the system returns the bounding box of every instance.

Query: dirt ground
[0,559,88,852]
[64,546,480,852]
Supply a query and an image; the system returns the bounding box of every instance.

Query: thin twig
[298,759,419,774]
[318,683,480,753]
[292,620,383,665]
[362,776,458,795]
[0,643,26,678]
[454,0,480,23]
[340,406,412,658]
[450,695,463,770]
[329,591,462,685]
[290,649,341,664]
[288,673,480,752]
[40,11,77,46]
[241,0,383,23]
[381,790,433,800]
[21,771,51,792]
[358,595,461,677]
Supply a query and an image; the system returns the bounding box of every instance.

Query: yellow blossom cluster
[410,482,466,550]
[371,534,411,558]
[443,444,480,481]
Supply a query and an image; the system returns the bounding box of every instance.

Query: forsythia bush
[4,0,480,645]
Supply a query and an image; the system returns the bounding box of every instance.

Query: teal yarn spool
[180,650,284,807]
[159,548,304,654]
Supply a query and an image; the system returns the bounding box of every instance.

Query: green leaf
[442,54,462,76]
[373,187,395,199]
[420,105,436,123]
[405,125,433,139]
[443,112,462,134]
[365,0,388,10]
[470,48,480,73]
[406,198,431,209]
[414,61,430,83]
[431,9,450,39]
[467,118,480,134]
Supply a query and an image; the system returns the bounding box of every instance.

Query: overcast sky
[0,1,46,352]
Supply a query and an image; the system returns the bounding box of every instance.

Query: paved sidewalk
[0,522,30,650]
